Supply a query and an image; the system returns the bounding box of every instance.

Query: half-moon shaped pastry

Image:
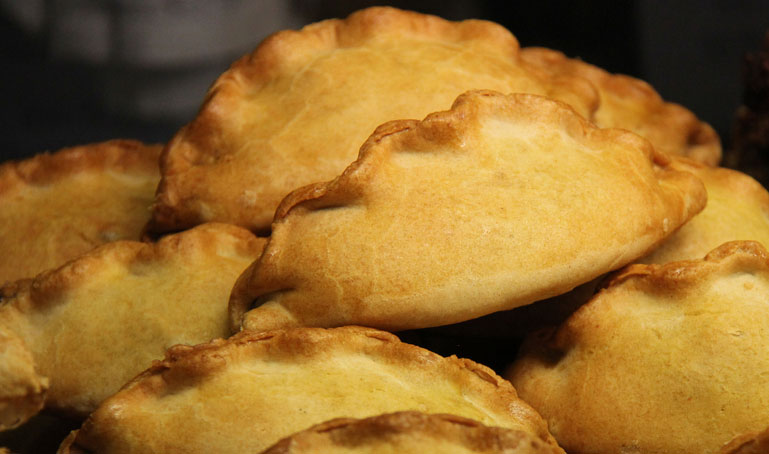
[642,158,769,264]
[520,47,722,165]
[261,411,561,454]
[58,326,562,454]
[0,140,162,285]
[0,223,265,418]
[149,6,601,233]
[0,329,47,431]
[230,90,706,333]
[507,241,769,454]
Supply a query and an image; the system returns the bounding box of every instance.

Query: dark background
[2,0,769,163]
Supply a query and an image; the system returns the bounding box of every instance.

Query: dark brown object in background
[729,31,769,186]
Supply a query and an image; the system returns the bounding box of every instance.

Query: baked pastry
[0,140,161,285]
[230,90,706,333]
[0,329,47,431]
[520,47,722,165]
[149,6,601,233]
[0,223,265,418]
[507,241,769,454]
[260,411,561,454]
[58,326,562,454]
[642,158,769,264]
[721,427,769,454]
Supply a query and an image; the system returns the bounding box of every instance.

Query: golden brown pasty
[0,223,265,418]
[520,47,722,165]
[230,90,706,333]
[0,140,161,285]
[58,326,562,454]
[642,158,769,264]
[149,6,602,233]
[261,412,561,454]
[507,241,769,454]
[0,329,47,431]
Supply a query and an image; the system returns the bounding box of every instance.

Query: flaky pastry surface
[59,326,560,454]
[642,158,769,264]
[0,140,162,285]
[520,47,722,165]
[150,6,599,233]
[261,411,561,454]
[0,223,265,417]
[230,90,706,333]
[507,241,769,454]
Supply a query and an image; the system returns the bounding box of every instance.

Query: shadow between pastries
[0,223,265,421]
[229,90,706,333]
[58,326,562,454]
[0,140,162,285]
[507,241,769,454]
[260,411,562,454]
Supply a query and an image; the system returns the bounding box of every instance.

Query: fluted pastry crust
[58,326,561,454]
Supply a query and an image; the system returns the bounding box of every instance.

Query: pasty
[507,241,769,454]
[58,326,561,454]
[0,223,264,417]
[0,140,161,285]
[261,411,561,454]
[230,90,706,333]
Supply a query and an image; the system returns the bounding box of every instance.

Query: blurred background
[2,0,769,168]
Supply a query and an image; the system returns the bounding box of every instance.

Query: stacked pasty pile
[2,6,765,454]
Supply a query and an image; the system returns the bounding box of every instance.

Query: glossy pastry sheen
[508,241,769,454]
[261,412,562,454]
[230,90,706,333]
[58,326,561,454]
[0,223,265,418]
[0,140,161,285]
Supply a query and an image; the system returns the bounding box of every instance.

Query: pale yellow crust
[261,411,562,454]
[642,158,769,264]
[59,326,561,454]
[508,241,769,454]
[230,90,705,333]
[520,47,722,165]
[0,140,162,285]
[149,6,600,233]
[0,223,265,418]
